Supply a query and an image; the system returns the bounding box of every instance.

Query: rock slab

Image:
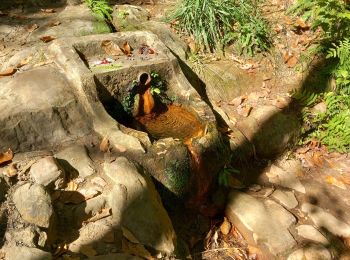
[55,144,95,178]
[30,156,66,189]
[272,189,298,209]
[104,157,176,254]
[296,225,328,245]
[4,245,52,260]
[12,183,53,228]
[226,191,296,255]
[302,203,350,237]
[287,245,331,260]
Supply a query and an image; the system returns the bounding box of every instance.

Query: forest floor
[0,0,350,259]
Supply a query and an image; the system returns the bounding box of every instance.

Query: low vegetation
[168,0,271,55]
[290,0,350,152]
[84,0,112,21]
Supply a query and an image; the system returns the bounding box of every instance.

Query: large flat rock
[0,65,92,152]
[226,191,296,256]
[104,157,176,254]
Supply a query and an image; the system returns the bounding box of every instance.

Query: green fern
[85,0,112,21]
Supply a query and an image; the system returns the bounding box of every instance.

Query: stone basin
[47,31,229,204]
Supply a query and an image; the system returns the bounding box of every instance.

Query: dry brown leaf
[340,176,350,185]
[220,217,231,235]
[66,180,78,191]
[229,96,246,106]
[41,8,55,13]
[122,226,140,244]
[33,60,53,68]
[99,137,110,152]
[311,151,324,166]
[121,41,132,56]
[4,164,17,178]
[238,106,252,117]
[48,21,61,27]
[17,56,32,68]
[296,146,310,154]
[0,67,16,77]
[40,35,56,43]
[287,55,298,68]
[0,148,13,165]
[27,24,39,33]
[91,176,107,187]
[325,176,346,190]
[79,245,97,257]
[84,208,111,224]
[295,18,309,30]
[101,40,124,56]
[122,238,154,260]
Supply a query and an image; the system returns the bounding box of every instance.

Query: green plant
[290,0,350,153]
[327,39,350,93]
[218,166,240,187]
[289,0,350,45]
[85,0,113,21]
[168,0,270,55]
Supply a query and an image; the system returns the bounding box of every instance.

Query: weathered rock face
[30,156,66,190]
[30,5,110,41]
[237,105,300,158]
[301,203,350,237]
[103,157,176,254]
[48,31,229,202]
[271,189,298,209]
[225,191,296,256]
[112,5,188,60]
[12,183,53,228]
[55,144,95,178]
[287,245,332,260]
[296,225,328,245]
[0,65,93,152]
[113,5,150,31]
[4,245,52,260]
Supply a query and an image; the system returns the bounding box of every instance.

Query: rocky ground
[0,0,350,260]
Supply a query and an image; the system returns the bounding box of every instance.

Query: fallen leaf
[295,18,309,30]
[0,67,16,77]
[326,176,346,190]
[101,40,124,56]
[121,41,132,56]
[91,176,107,187]
[122,238,154,260]
[41,8,55,13]
[311,151,324,166]
[0,148,13,165]
[229,96,246,106]
[220,217,231,235]
[99,137,110,152]
[84,208,111,224]
[17,56,32,68]
[33,60,53,68]
[66,180,78,191]
[238,106,252,117]
[122,226,140,244]
[340,176,350,185]
[27,24,39,33]
[296,146,310,154]
[48,21,61,27]
[4,163,17,177]
[287,55,298,68]
[40,35,56,43]
[79,245,97,257]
